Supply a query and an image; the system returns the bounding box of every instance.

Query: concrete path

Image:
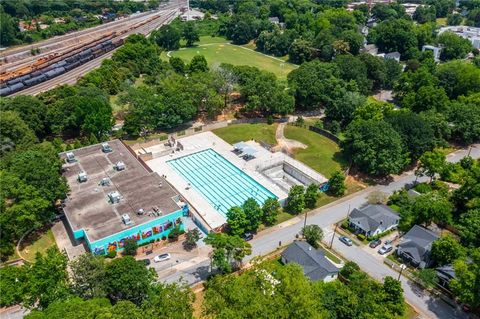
[272,122,307,153]
[51,218,86,260]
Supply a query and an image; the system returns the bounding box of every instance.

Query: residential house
[397,225,439,268]
[281,241,339,282]
[348,204,400,237]
[436,264,456,291]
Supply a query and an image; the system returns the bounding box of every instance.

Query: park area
[162,36,297,80]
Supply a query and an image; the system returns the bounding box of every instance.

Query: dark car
[339,236,353,246]
[369,239,382,248]
[140,259,151,266]
[242,232,253,241]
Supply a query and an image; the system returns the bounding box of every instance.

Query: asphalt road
[161,144,480,319]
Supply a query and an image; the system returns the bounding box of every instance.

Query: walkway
[273,122,307,154]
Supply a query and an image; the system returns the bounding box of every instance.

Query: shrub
[267,115,273,125]
[161,235,167,241]
[106,250,117,258]
[357,234,366,241]
[341,220,349,229]
[414,183,432,194]
[295,116,305,127]
[123,238,138,256]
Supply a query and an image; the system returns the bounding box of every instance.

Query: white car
[153,253,171,263]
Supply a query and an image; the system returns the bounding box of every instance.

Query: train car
[24,74,47,87]
[0,86,12,96]
[9,82,25,93]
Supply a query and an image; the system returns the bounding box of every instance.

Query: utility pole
[303,209,308,229]
[329,223,338,249]
[397,264,406,281]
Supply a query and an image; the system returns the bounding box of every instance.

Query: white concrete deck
[146,132,288,230]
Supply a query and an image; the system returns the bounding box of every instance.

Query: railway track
[10,8,180,97]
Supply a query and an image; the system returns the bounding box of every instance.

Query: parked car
[378,244,393,255]
[242,232,253,241]
[140,258,151,266]
[153,253,171,262]
[339,236,353,246]
[369,239,382,248]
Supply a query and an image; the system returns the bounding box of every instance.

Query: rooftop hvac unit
[66,152,76,163]
[115,161,126,171]
[78,171,88,183]
[137,208,145,215]
[99,178,110,186]
[122,214,132,225]
[102,142,112,153]
[108,191,121,204]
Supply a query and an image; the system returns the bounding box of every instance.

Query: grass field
[284,125,347,178]
[163,36,297,80]
[213,123,278,145]
[19,229,57,262]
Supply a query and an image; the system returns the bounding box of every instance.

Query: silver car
[378,244,393,255]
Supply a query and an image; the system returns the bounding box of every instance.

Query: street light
[398,264,407,281]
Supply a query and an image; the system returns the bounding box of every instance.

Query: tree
[413,5,437,24]
[326,91,366,127]
[262,198,280,226]
[415,268,439,289]
[448,101,480,144]
[328,171,346,196]
[23,248,71,309]
[436,61,480,99]
[104,256,156,305]
[183,21,199,47]
[410,192,453,226]
[0,96,47,138]
[302,225,323,248]
[288,39,313,64]
[333,55,371,95]
[0,265,27,307]
[340,261,361,279]
[417,149,446,182]
[188,55,209,73]
[431,235,465,266]
[368,19,418,58]
[450,249,480,308]
[0,10,19,46]
[204,233,252,273]
[183,228,201,251]
[385,111,436,160]
[383,276,405,316]
[226,206,248,236]
[70,253,106,299]
[143,282,195,319]
[447,13,462,25]
[0,110,37,156]
[154,24,181,50]
[123,238,138,256]
[240,198,262,232]
[457,209,480,247]
[438,31,473,61]
[304,184,319,209]
[342,120,408,176]
[169,56,185,73]
[286,185,305,214]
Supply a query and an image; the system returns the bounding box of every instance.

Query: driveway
[159,144,479,318]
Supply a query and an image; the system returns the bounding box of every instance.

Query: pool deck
[146,132,288,231]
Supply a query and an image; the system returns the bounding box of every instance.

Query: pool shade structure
[241,146,257,158]
[233,141,248,151]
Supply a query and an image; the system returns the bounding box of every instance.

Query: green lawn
[163,36,297,80]
[19,228,57,262]
[284,125,347,178]
[213,123,278,145]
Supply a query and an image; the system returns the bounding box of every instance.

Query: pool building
[60,140,188,255]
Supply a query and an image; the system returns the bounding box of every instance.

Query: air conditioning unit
[137,208,145,215]
[122,214,132,225]
[78,171,88,183]
[108,191,121,204]
[99,178,110,186]
[115,161,126,171]
[102,142,112,153]
[66,152,76,163]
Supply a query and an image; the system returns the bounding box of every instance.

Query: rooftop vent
[99,178,110,186]
[66,152,76,163]
[122,214,132,225]
[108,191,121,204]
[115,161,126,171]
[78,171,88,183]
[137,208,145,215]
[102,142,112,153]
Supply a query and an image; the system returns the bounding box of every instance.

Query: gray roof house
[281,241,339,282]
[436,264,456,290]
[397,225,439,268]
[348,204,400,237]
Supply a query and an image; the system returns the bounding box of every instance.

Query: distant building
[281,241,339,282]
[422,45,442,61]
[439,26,480,49]
[348,204,399,237]
[181,8,204,21]
[397,225,439,268]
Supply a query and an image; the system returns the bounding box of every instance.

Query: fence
[308,125,341,144]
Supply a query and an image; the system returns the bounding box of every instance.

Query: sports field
[163,37,297,80]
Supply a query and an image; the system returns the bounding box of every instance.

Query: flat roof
[60,140,181,242]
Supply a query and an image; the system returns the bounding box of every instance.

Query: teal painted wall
[76,206,188,255]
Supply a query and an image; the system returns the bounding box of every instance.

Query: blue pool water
[167,148,277,217]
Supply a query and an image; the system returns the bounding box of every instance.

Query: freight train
[0,37,123,97]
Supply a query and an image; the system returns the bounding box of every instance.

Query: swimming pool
[167,148,277,217]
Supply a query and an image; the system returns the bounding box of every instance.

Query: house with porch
[396,225,439,268]
[348,204,399,238]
